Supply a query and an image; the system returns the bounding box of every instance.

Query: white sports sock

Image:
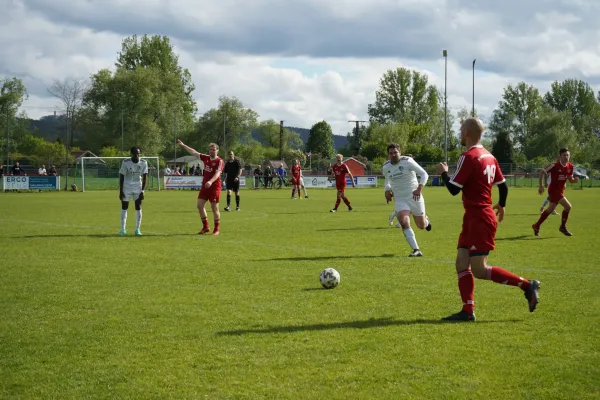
[426,216,430,226]
[302,187,308,196]
[136,210,142,230]
[403,227,419,250]
[541,198,549,208]
[120,210,127,230]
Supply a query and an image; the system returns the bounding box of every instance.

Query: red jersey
[292,164,301,178]
[544,161,573,196]
[332,163,349,185]
[450,145,505,209]
[200,154,224,187]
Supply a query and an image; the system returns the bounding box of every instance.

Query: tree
[491,131,513,164]
[456,107,479,124]
[368,68,432,124]
[0,77,28,165]
[360,122,411,160]
[306,120,335,159]
[194,96,259,154]
[255,119,302,150]
[47,78,87,148]
[81,34,197,155]
[488,82,544,153]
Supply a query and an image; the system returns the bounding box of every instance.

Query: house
[263,160,288,170]
[71,150,100,161]
[330,157,366,177]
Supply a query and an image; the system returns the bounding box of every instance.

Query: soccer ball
[320,268,340,289]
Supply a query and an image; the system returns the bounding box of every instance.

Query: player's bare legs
[210,201,221,235]
[398,210,422,257]
[331,190,345,212]
[197,198,211,234]
[412,215,431,231]
[445,249,540,322]
[533,198,572,236]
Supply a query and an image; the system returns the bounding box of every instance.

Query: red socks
[214,219,220,232]
[201,217,209,230]
[561,210,569,227]
[457,269,475,313]
[486,266,529,289]
[343,197,351,207]
[535,209,550,227]
[334,199,341,209]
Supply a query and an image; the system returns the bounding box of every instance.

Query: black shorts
[226,180,240,192]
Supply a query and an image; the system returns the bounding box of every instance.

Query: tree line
[1,34,599,172]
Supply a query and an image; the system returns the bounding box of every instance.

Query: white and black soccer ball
[320,268,340,289]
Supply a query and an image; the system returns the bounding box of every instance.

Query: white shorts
[394,196,426,217]
[123,188,142,201]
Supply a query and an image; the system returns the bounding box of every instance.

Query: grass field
[1,187,599,399]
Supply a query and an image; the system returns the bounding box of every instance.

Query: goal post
[79,156,161,192]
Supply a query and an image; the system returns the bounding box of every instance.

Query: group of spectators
[163,164,203,176]
[253,164,287,188]
[0,163,58,176]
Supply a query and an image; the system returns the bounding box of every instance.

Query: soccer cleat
[212,230,220,236]
[224,207,231,212]
[395,222,402,228]
[330,209,337,213]
[524,280,541,312]
[559,226,573,236]
[532,224,540,237]
[198,227,211,235]
[236,207,240,211]
[551,210,558,215]
[291,197,296,200]
[442,311,476,322]
[426,222,432,232]
[117,229,126,236]
[305,195,309,199]
[348,207,353,211]
[389,212,396,226]
[409,249,423,257]
[134,229,142,236]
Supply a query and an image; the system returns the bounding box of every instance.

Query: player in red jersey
[329,154,355,212]
[290,159,302,199]
[532,149,578,237]
[177,140,224,236]
[436,118,540,322]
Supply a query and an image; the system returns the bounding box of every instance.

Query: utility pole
[173,109,177,165]
[443,49,448,163]
[64,109,69,190]
[279,120,284,160]
[348,120,367,155]
[223,108,227,153]
[472,59,476,117]
[5,107,8,171]
[121,109,124,152]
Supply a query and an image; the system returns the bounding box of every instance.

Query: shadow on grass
[256,254,397,262]
[496,235,556,241]
[216,317,523,335]
[317,227,389,231]
[15,233,197,239]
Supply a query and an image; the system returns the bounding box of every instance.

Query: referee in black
[223,150,243,211]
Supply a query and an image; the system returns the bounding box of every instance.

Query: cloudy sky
[2,0,599,136]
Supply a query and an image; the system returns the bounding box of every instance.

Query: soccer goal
[79,156,161,192]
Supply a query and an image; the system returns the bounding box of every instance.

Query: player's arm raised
[177,139,202,158]
[436,162,461,196]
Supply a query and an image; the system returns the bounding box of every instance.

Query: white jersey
[383,157,429,199]
[119,159,148,191]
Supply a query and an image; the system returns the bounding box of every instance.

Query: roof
[166,155,201,163]
[71,150,99,159]
[330,157,366,166]
[264,160,288,169]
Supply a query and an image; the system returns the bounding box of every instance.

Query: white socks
[541,198,549,208]
[121,209,142,230]
[403,227,419,250]
[120,210,127,230]
[302,187,308,196]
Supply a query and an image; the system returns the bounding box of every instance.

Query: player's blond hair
[335,154,343,161]
[209,143,219,150]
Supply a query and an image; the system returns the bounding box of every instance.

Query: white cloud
[1,0,599,140]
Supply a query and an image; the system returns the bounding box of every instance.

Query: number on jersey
[484,164,496,184]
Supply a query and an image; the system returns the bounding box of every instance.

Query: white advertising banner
[301,176,378,188]
[163,175,247,189]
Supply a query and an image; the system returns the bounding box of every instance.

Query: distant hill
[25,114,349,150]
[250,126,349,151]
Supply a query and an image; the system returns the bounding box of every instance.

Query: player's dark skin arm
[139,174,147,201]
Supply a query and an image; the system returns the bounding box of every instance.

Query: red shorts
[548,191,564,204]
[198,185,221,203]
[336,183,346,193]
[457,207,497,255]
[291,176,300,185]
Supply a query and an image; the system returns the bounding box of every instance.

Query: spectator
[48,165,58,176]
[0,164,3,176]
[263,166,272,188]
[194,164,202,176]
[12,162,26,175]
[253,165,262,189]
[38,165,47,175]
[164,165,172,175]
[276,164,286,187]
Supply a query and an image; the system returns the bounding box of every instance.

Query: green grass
[0,187,599,399]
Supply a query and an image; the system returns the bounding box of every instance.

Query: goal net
[78,156,161,192]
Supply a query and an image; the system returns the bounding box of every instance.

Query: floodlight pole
[443,49,448,163]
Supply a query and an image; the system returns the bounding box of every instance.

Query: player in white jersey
[118,147,148,236]
[383,143,431,257]
[539,168,558,215]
